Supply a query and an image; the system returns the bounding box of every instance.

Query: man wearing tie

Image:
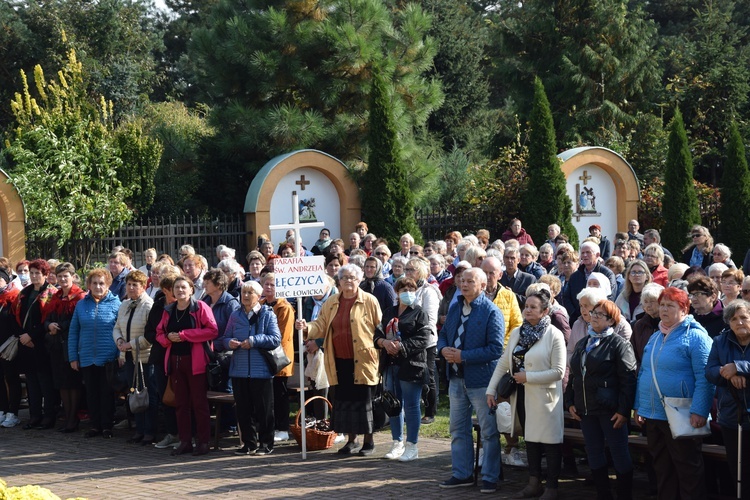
[437,268,505,493]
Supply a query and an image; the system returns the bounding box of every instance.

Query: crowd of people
[2,219,750,498]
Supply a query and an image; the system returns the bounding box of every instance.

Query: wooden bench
[207,391,236,450]
[563,426,727,462]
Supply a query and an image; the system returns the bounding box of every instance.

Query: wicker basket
[289,396,337,451]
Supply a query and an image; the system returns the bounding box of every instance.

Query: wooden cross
[579,170,592,185]
[295,174,310,190]
[268,191,324,460]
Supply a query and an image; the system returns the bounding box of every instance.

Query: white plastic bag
[495,401,513,434]
[304,350,329,390]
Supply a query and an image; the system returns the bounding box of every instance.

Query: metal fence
[415,205,503,242]
[26,214,250,270]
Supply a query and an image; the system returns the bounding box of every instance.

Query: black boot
[591,466,613,500]
[615,469,633,500]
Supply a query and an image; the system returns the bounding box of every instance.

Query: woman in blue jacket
[223,280,280,456]
[633,287,714,500]
[706,299,750,499]
[68,268,121,438]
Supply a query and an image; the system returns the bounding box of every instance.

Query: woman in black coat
[374,277,430,463]
[566,299,637,500]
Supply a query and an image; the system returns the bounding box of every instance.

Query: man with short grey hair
[627,220,644,245]
[437,268,504,493]
[643,228,673,260]
[500,247,536,307]
[563,242,616,323]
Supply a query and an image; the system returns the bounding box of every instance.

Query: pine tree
[661,108,701,256]
[362,65,421,247]
[189,0,443,212]
[522,77,577,247]
[718,120,750,255]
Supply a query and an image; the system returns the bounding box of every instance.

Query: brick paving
[0,407,654,500]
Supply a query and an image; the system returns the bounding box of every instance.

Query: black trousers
[722,425,750,499]
[273,376,289,432]
[422,346,438,417]
[81,365,115,431]
[646,418,706,500]
[0,359,21,414]
[233,377,274,449]
[25,364,57,421]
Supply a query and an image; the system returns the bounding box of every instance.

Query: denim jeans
[448,376,501,483]
[579,414,633,473]
[385,365,422,444]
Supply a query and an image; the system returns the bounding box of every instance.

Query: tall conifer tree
[719,120,750,254]
[522,77,577,247]
[362,65,421,247]
[662,108,701,255]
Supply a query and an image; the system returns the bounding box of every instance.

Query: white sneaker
[384,440,405,459]
[113,419,130,430]
[274,430,289,442]
[333,434,346,444]
[398,442,419,462]
[506,447,528,467]
[154,434,179,449]
[1,413,20,428]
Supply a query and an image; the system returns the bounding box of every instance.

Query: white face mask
[399,291,416,306]
[18,273,29,286]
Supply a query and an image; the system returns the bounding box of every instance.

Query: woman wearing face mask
[15,260,30,289]
[374,278,430,462]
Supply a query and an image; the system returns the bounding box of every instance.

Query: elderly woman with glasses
[566,300,637,500]
[687,276,725,338]
[720,268,744,304]
[711,243,737,269]
[615,260,653,324]
[634,287,714,500]
[295,264,382,456]
[706,299,750,498]
[682,225,714,269]
[217,259,244,298]
[372,244,392,277]
[642,244,668,287]
[488,287,564,499]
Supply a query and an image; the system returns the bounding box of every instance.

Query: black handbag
[260,344,291,375]
[203,342,222,391]
[373,376,402,418]
[497,371,517,399]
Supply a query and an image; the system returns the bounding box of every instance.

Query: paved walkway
[0,408,648,500]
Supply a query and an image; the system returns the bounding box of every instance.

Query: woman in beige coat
[487,287,566,500]
[112,270,155,443]
[295,264,382,456]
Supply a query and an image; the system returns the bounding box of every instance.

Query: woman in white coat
[487,287,566,500]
